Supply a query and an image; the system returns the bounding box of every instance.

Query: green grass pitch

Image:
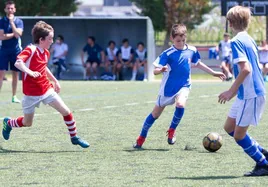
[1,80,268,186]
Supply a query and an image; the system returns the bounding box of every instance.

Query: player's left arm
[196,61,225,80]
[10,18,23,38]
[46,67,61,93]
[192,49,225,80]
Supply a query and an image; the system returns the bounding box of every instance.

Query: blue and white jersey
[135,49,147,61]
[231,31,265,100]
[153,44,200,97]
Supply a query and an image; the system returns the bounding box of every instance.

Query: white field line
[125,103,139,106]
[0,94,219,120]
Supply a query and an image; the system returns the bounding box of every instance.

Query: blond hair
[171,24,187,38]
[31,21,54,44]
[226,6,251,31]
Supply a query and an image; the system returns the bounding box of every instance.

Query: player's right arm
[218,41,250,104]
[15,48,41,78]
[0,30,14,40]
[0,19,15,40]
[153,53,168,75]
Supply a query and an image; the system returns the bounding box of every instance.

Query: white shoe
[143,78,148,82]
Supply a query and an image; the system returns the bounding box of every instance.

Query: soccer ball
[203,132,223,152]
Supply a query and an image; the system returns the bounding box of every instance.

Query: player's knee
[175,103,185,108]
[151,111,160,119]
[61,108,71,116]
[233,131,246,141]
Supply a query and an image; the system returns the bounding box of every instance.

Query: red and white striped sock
[63,113,77,138]
[8,117,24,128]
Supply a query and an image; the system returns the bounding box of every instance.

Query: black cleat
[244,164,268,177]
[262,149,268,160]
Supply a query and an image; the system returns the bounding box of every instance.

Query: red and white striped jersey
[17,44,53,96]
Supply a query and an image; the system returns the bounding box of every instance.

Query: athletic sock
[169,107,184,130]
[236,134,268,165]
[144,72,148,79]
[228,131,264,152]
[8,117,24,128]
[63,113,77,138]
[132,70,137,80]
[140,113,156,138]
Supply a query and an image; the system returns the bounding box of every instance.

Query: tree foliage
[0,0,79,16]
[131,0,215,47]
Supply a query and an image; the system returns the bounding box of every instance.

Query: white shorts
[156,87,190,107]
[228,96,266,127]
[22,89,61,114]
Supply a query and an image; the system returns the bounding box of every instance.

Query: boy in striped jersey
[2,21,89,148]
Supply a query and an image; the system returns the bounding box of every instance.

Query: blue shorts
[222,56,231,64]
[120,59,134,63]
[0,48,21,71]
[86,58,101,65]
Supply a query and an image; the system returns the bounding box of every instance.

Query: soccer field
[1,81,268,187]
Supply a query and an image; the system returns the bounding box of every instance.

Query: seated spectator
[116,38,135,80]
[105,40,118,80]
[131,42,148,81]
[81,36,105,80]
[50,35,69,80]
[258,40,268,81]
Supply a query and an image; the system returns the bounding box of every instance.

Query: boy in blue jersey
[218,6,268,176]
[133,24,225,148]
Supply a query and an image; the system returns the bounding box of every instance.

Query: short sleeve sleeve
[64,44,68,51]
[191,50,201,65]
[97,44,103,52]
[231,40,247,64]
[130,48,135,54]
[16,19,24,30]
[83,45,87,52]
[144,51,147,59]
[17,47,31,62]
[116,49,121,56]
[153,52,168,67]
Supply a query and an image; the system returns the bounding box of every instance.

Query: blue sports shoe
[71,136,90,148]
[2,117,12,140]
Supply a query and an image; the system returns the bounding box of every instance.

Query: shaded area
[0,146,81,154]
[166,175,240,180]
[123,148,170,152]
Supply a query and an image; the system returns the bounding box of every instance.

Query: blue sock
[140,113,156,138]
[236,134,268,165]
[228,131,264,152]
[169,107,184,130]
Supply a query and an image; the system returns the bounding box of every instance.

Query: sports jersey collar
[3,16,17,22]
[236,31,247,37]
[172,44,188,51]
[36,46,45,54]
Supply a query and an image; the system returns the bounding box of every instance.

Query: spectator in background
[0,0,23,103]
[81,36,105,80]
[258,40,268,81]
[218,33,233,81]
[105,40,118,80]
[116,38,135,80]
[50,35,69,80]
[132,42,148,81]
